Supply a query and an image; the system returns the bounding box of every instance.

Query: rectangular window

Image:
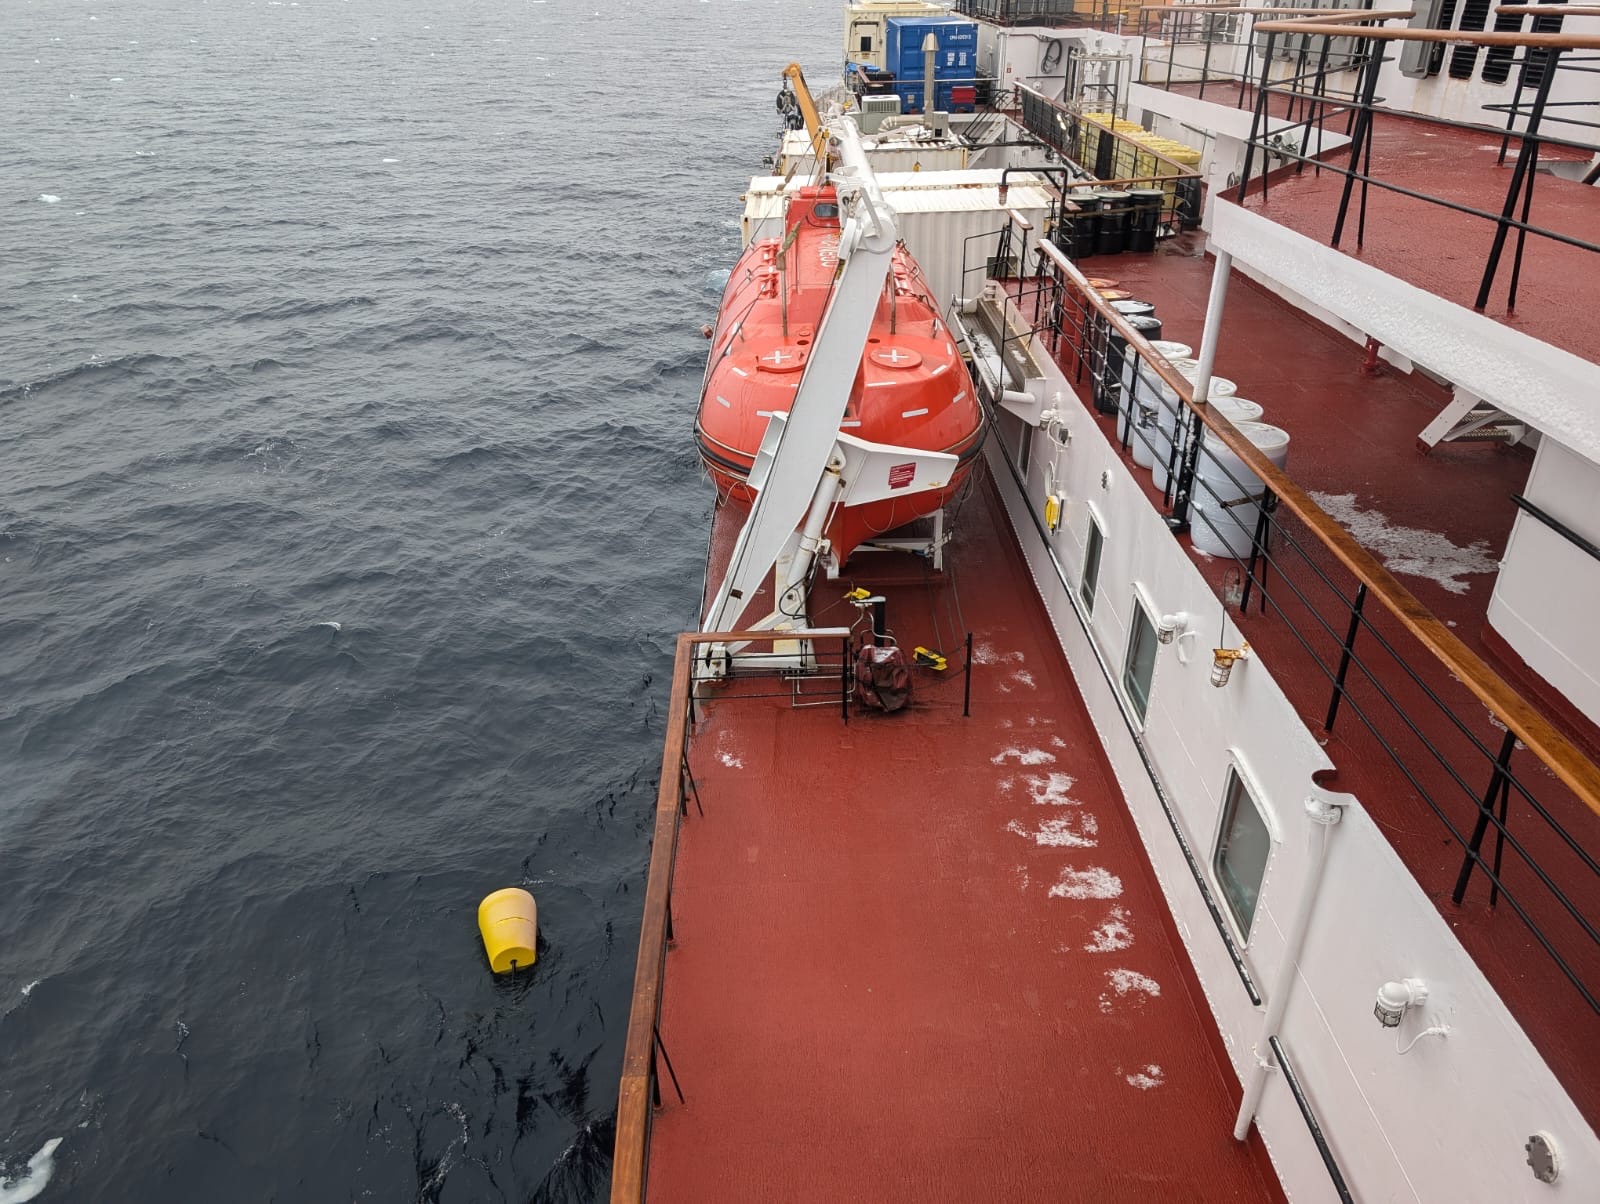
[1213,768,1272,939]
[860,35,872,53]
[1081,517,1103,615]
[1122,597,1158,723]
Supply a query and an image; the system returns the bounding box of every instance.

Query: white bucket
[1119,340,1190,456]
[1158,396,1265,491]
[1191,420,1291,558]
[1152,361,1237,490]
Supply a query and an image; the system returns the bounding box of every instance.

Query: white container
[1155,394,1262,492]
[1121,340,1191,462]
[1152,361,1237,490]
[1191,420,1291,558]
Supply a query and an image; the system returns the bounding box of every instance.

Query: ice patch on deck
[1008,813,1098,847]
[973,643,1024,666]
[0,1138,64,1202]
[1310,491,1498,595]
[1125,1064,1164,1090]
[1085,907,1133,952]
[1099,969,1160,1012]
[992,746,1055,766]
[1026,773,1079,806]
[718,752,743,769]
[1049,866,1122,899]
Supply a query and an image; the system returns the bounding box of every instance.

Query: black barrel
[1127,188,1165,253]
[1094,190,1131,256]
[1055,199,1096,261]
[1175,177,1202,230]
[1097,310,1162,414]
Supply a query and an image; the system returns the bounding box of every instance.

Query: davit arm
[700,120,898,640]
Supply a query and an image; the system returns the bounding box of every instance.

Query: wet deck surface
[1067,244,1600,1124]
[644,477,1282,1202]
[1168,81,1600,361]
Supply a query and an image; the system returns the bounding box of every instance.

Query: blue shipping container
[885,16,977,81]
[891,80,976,115]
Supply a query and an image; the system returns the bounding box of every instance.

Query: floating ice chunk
[1049,866,1121,899]
[0,1138,64,1203]
[1125,1064,1164,1090]
[1310,491,1498,595]
[20,980,39,997]
[38,195,59,204]
[1085,908,1133,953]
[382,157,398,163]
[991,746,1054,766]
[314,621,341,633]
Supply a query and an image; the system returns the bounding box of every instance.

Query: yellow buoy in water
[478,887,538,973]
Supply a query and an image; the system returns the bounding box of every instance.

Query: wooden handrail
[1496,3,1600,13]
[1034,236,1600,821]
[611,628,854,1204]
[1254,13,1600,45]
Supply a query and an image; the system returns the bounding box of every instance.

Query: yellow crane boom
[781,63,828,165]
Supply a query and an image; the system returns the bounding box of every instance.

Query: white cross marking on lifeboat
[882,347,911,365]
[763,348,794,366]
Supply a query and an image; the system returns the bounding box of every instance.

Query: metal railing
[954,0,1145,30]
[1134,5,1375,100]
[1229,13,1600,313]
[1008,235,1600,1029]
[611,629,853,1204]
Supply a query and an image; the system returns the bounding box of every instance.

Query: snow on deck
[643,478,1280,1202]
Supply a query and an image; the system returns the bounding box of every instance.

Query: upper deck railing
[976,225,1600,1050]
[1238,11,1600,312]
[954,0,1145,30]
[1135,7,1600,315]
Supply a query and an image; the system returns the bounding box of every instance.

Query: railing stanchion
[1453,730,1520,905]
[1324,583,1368,734]
[1477,47,1562,309]
[963,631,974,718]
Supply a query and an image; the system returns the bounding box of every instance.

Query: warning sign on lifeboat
[887,462,916,489]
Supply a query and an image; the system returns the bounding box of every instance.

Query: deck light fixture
[1373,978,1427,1028]
[1157,612,1189,644]
[1210,642,1249,687]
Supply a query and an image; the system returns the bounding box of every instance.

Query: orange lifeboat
[695,184,985,567]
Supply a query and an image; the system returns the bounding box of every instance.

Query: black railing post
[963,631,974,718]
[1323,583,1368,734]
[653,1025,685,1105]
[1167,405,1206,532]
[1238,32,1276,202]
[1331,40,1384,248]
[1452,730,1519,906]
[1239,489,1278,615]
[1476,47,1562,310]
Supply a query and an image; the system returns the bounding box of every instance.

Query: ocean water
[0,1,836,1198]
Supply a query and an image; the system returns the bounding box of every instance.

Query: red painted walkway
[644,479,1282,1201]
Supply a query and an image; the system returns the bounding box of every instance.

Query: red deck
[1068,242,1600,1123]
[644,481,1282,1201]
[1181,82,1600,361]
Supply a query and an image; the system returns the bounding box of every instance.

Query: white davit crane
[700,120,958,671]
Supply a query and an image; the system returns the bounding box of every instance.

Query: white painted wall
[1488,437,1600,726]
[977,336,1600,1200]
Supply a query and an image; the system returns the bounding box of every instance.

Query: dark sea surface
[1,1,835,1198]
